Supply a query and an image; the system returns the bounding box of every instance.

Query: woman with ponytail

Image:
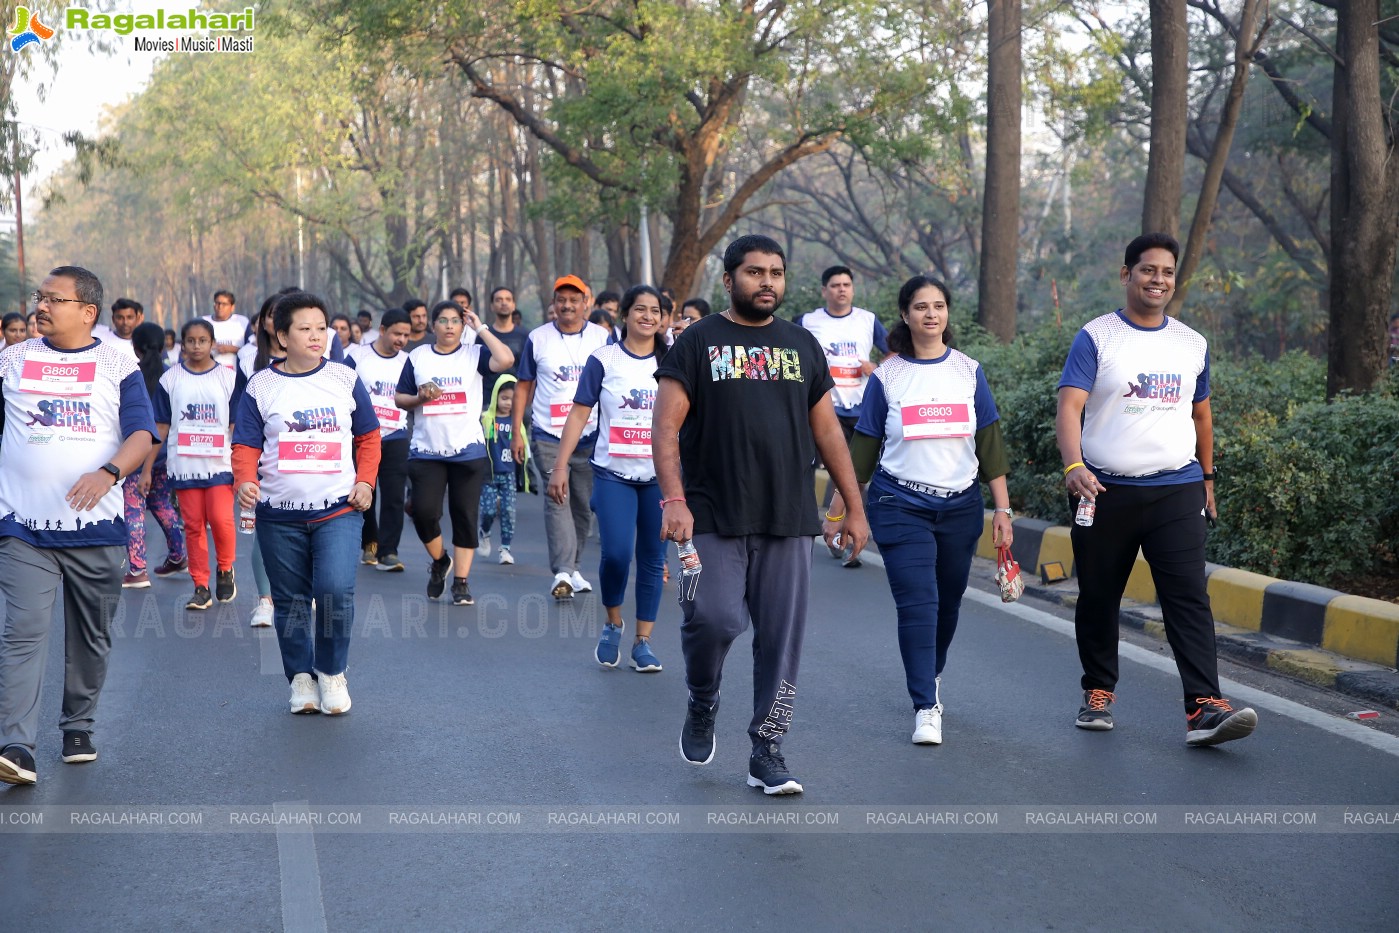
[121,322,187,588]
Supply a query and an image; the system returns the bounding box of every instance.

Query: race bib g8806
[19,354,96,397]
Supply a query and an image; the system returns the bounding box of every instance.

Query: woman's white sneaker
[251,598,274,628]
[289,673,319,714]
[317,672,352,715]
[912,705,943,744]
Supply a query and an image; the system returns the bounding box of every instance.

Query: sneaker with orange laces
[1186,697,1257,747]
[1075,689,1116,730]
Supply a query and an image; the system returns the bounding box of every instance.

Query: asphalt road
[2,499,1397,932]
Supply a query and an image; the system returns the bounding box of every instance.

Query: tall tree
[1143,0,1189,236]
[1326,0,1399,397]
[978,0,1021,341]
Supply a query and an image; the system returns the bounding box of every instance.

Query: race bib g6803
[900,400,973,440]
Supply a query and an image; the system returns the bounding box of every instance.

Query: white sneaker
[498,546,514,565]
[551,572,574,600]
[289,673,319,714]
[912,705,943,745]
[251,598,274,628]
[317,672,351,715]
[571,571,593,593]
[477,530,492,558]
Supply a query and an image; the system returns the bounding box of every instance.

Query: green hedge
[958,321,1398,590]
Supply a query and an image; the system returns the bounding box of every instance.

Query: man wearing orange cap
[512,275,612,599]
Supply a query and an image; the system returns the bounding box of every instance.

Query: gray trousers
[0,536,125,751]
[680,533,810,748]
[531,436,595,575]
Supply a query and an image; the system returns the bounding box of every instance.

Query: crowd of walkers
[0,231,1259,793]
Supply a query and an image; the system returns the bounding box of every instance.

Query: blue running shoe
[595,622,624,667]
[630,638,662,673]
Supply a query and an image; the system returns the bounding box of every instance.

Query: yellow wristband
[1063,462,1085,475]
[825,512,845,522]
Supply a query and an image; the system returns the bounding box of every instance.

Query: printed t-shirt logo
[23,399,97,433]
[708,346,803,382]
[1122,372,1183,403]
[823,339,861,387]
[177,402,225,457]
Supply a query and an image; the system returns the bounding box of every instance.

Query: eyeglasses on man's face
[32,291,92,308]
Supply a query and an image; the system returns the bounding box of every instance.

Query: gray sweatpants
[531,436,595,575]
[0,536,125,751]
[680,533,810,748]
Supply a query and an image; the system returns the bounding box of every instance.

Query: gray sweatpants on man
[680,534,810,748]
[531,437,595,575]
[0,536,125,751]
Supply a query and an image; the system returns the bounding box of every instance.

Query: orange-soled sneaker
[1186,698,1257,747]
[1075,689,1116,731]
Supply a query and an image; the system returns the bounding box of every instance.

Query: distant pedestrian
[345,308,413,572]
[154,319,238,610]
[654,235,869,795]
[2,313,26,347]
[824,275,1013,745]
[548,285,668,673]
[0,266,158,785]
[1056,233,1257,747]
[205,289,249,370]
[232,291,381,715]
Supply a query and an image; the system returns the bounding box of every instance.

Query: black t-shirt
[484,323,530,401]
[654,313,834,537]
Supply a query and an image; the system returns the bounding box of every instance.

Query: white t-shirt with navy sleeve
[1058,311,1208,485]
[153,362,236,489]
[347,343,409,442]
[0,337,159,547]
[205,313,251,370]
[232,360,378,522]
[573,343,659,483]
[799,307,889,416]
[517,321,611,443]
[395,343,492,461]
[856,349,999,509]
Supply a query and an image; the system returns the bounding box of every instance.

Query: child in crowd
[479,377,526,565]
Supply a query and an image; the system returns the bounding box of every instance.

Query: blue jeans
[868,489,984,710]
[256,511,363,681]
[589,470,665,623]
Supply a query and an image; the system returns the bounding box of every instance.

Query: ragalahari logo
[8,6,55,52]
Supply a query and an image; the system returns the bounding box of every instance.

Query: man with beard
[106,299,144,360]
[653,234,869,794]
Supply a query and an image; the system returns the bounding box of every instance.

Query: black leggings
[408,457,488,549]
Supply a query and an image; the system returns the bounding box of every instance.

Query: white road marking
[820,540,1399,759]
[275,801,329,933]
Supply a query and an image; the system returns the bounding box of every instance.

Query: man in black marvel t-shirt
[654,234,869,795]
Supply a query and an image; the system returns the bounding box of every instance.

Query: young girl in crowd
[154,319,238,609]
[122,322,187,588]
[478,376,525,565]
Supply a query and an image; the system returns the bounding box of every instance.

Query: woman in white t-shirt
[232,292,381,716]
[825,276,1014,747]
[548,286,668,673]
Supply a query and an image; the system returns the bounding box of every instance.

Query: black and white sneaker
[427,554,452,600]
[216,568,237,603]
[1186,698,1258,747]
[1075,689,1115,730]
[0,744,37,785]
[61,730,97,764]
[679,696,718,765]
[747,742,803,795]
[451,577,474,606]
[186,586,213,610]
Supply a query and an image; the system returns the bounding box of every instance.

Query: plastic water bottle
[677,539,702,600]
[1074,496,1096,527]
[239,505,257,535]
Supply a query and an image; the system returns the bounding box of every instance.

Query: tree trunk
[977,0,1021,343]
[1143,0,1189,237]
[1326,0,1399,398]
[1165,0,1267,318]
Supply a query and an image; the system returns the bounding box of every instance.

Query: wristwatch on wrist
[993,507,1014,518]
[1202,470,1216,481]
[100,462,121,484]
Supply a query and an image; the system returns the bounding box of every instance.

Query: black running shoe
[451,577,474,606]
[216,568,237,603]
[1186,698,1258,747]
[427,554,452,600]
[1075,689,1115,730]
[679,696,718,765]
[61,730,97,764]
[186,586,213,610]
[747,742,803,795]
[0,744,36,785]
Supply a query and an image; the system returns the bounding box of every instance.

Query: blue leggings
[868,490,984,710]
[479,475,516,546]
[590,471,665,623]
